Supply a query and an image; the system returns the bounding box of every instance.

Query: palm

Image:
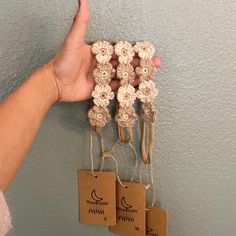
[53,43,96,102]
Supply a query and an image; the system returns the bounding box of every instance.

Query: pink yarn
[0,191,12,236]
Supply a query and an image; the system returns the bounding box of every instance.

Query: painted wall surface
[1,0,236,235]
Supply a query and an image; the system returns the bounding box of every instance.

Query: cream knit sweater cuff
[0,191,12,236]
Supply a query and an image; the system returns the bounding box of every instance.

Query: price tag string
[89,128,138,188]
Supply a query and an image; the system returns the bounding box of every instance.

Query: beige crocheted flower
[134,41,155,60]
[141,103,157,123]
[115,41,135,64]
[88,106,111,128]
[117,85,136,107]
[117,64,136,85]
[92,41,114,64]
[137,80,158,103]
[135,60,157,81]
[93,63,116,84]
[92,84,114,107]
[115,106,138,128]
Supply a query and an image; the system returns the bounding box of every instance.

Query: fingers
[110,57,161,69]
[111,52,161,68]
[111,52,140,60]
[109,79,120,91]
[110,58,141,69]
[110,78,141,92]
[152,57,161,67]
[66,0,90,45]
[132,78,141,87]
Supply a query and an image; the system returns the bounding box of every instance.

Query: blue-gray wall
[1,0,236,235]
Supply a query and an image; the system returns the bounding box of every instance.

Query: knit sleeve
[0,191,12,236]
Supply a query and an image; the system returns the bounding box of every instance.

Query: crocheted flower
[137,80,158,103]
[135,60,156,81]
[117,85,136,107]
[92,84,114,107]
[117,64,136,85]
[93,63,116,84]
[115,41,135,64]
[115,106,138,128]
[134,41,155,60]
[141,102,157,123]
[88,106,111,128]
[92,41,114,64]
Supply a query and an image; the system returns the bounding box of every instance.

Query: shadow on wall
[56,101,90,134]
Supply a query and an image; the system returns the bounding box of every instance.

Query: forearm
[0,63,58,192]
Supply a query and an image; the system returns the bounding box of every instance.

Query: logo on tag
[86,190,108,215]
[117,196,138,222]
[146,226,159,236]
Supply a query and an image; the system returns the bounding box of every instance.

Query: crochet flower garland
[115,41,138,128]
[134,41,158,123]
[88,41,115,129]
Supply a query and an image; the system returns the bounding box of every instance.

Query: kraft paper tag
[146,207,168,236]
[110,182,146,236]
[78,170,116,226]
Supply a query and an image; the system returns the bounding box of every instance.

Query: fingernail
[155,57,161,67]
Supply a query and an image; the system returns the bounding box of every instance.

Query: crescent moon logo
[91,189,103,202]
[121,197,133,210]
[87,190,106,216]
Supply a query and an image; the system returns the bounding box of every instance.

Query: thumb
[66,0,90,45]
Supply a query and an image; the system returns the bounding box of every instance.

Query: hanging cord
[99,139,139,188]
[111,140,139,182]
[89,126,138,187]
[89,128,104,176]
[141,121,155,164]
[150,162,157,207]
[139,162,158,207]
[139,104,160,206]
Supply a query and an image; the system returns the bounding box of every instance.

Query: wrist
[31,62,59,105]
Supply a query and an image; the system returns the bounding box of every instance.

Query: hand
[51,0,161,102]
